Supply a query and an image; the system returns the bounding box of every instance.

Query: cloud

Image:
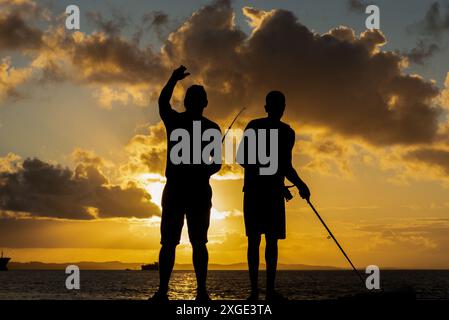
[142,10,169,35]
[346,0,366,13]
[2,0,446,148]
[86,10,129,37]
[403,147,449,176]
[355,219,449,251]
[72,148,109,169]
[39,0,447,182]
[367,143,449,184]
[0,57,32,101]
[403,40,439,65]
[121,121,244,179]
[409,2,449,37]
[142,10,169,28]
[403,2,448,66]
[63,31,166,85]
[0,152,21,173]
[0,157,161,220]
[94,84,150,108]
[0,0,168,104]
[0,0,43,51]
[441,72,449,109]
[156,1,442,147]
[291,128,361,177]
[121,122,167,178]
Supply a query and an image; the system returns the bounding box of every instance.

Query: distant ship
[0,251,11,271]
[141,262,158,271]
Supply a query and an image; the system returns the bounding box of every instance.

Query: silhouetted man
[151,66,221,302]
[237,91,310,301]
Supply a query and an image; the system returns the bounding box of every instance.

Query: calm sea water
[1,270,448,300]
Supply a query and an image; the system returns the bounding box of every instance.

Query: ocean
[1,270,449,300]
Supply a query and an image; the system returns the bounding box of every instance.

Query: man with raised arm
[237,90,311,301]
[151,66,221,302]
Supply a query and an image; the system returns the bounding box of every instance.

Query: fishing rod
[305,199,365,286]
[222,107,246,143]
[287,184,365,286]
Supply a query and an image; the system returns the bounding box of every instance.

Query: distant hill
[175,263,342,271]
[8,261,341,271]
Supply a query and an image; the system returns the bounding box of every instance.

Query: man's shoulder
[246,118,267,128]
[279,121,294,132]
[246,118,294,131]
[160,108,180,124]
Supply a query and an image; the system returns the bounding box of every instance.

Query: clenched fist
[297,182,311,201]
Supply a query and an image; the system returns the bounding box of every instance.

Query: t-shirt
[161,109,221,184]
[238,117,295,192]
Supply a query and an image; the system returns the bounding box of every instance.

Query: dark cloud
[86,10,129,37]
[133,11,170,45]
[404,40,439,65]
[347,0,366,12]
[162,0,247,119]
[408,2,449,37]
[0,10,43,51]
[243,11,440,146]
[142,10,169,29]
[403,147,449,176]
[315,140,346,156]
[2,0,445,148]
[0,158,160,220]
[161,0,441,146]
[403,2,448,66]
[63,32,167,84]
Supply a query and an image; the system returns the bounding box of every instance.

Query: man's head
[265,91,286,121]
[184,85,208,116]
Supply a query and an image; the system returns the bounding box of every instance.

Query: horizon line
[7,261,449,270]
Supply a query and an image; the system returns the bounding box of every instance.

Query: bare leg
[247,235,261,298]
[158,243,177,295]
[265,236,278,295]
[192,242,209,299]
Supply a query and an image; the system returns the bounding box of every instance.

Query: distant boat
[141,262,158,271]
[0,251,11,271]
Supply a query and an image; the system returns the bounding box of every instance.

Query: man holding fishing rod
[237,90,311,301]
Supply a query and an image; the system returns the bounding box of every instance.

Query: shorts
[160,182,212,245]
[243,187,286,239]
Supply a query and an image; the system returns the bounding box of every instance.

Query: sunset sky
[1,0,449,269]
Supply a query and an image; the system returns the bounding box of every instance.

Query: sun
[135,173,233,223]
[135,173,166,209]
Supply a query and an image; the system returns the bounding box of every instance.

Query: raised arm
[158,65,190,121]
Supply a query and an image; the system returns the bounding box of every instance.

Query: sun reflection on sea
[169,272,198,300]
